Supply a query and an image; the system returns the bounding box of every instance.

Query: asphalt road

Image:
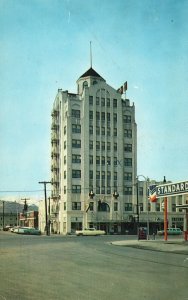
[0,232,188,300]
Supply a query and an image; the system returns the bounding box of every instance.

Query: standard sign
[156,180,188,198]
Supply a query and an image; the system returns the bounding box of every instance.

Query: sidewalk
[112,238,188,255]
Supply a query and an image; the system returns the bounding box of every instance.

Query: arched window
[83,81,88,88]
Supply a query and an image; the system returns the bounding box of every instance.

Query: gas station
[156,179,188,241]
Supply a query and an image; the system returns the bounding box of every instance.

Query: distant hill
[0,200,38,213]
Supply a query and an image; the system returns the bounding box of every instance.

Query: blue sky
[0,0,188,201]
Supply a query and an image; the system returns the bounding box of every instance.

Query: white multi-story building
[48,66,188,235]
[50,67,137,234]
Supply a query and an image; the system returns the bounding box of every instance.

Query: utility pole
[39,181,51,236]
[163,176,168,241]
[20,198,29,227]
[3,201,5,229]
[136,179,139,240]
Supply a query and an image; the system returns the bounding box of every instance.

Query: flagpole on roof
[90,41,92,68]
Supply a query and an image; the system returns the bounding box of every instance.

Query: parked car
[3,226,12,231]
[10,226,20,232]
[13,227,41,235]
[157,228,182,235]
[75,228,105,236]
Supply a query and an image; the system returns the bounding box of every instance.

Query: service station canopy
[156,180,188,198]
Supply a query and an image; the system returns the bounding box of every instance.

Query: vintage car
[14,227,41,235]
[157,228,182,235]
[75,228,105,236]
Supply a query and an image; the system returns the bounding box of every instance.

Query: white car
[75,228,105,236]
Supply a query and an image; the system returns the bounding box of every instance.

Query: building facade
[50,67,137,234]
[19,211,39,228]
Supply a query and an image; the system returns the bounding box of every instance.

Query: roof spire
[90,41,92,68]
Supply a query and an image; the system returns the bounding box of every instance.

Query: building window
[72,139,81,148]
[107,187,111,194]
[96,156,100,165]
[124,144,132,152]
[114,143,117,151]
[124,158,132,166]
[114,157,117,166]
[96,141,100,150]
[64,186,66,194]
[101,156,105,165]
[114,202,118,211]
[113,99,117,108]
[89,111,93,119]
[72,170,81,178]
[64,141,66,149]
[107,113,110,121]
[72,124,81,133]
[96,111,100,120]
[64,156,66,164]
[89,170,93,179]
[96,127,100,135]
[64,126,66,135]
[101,142,105,151]
[101,127,105,135]
[89,126,93,135]
[101,171,105,180]
[101,187,105,194]
[101,112,105,121]
[64,171,66,179]
[107,142,111,151]
[124,172,132,181]
[72,109,80,118]
[89,155,93,164]
[96,97,100,105]
[96,171,100,179]
[101,98,105,106]
[172,204,176,212]
[96,187,100,194]
[139,203,143,212]
[107,157,111,165]
[72,186,81,194]
[83,81,88,88]
[72,154,81,163]
[139,187,143,196]
[124,129,132,138]
[72,202,81,210]
[107,128,111,136]
[89,96,93,105]
[124,187,132,195]
[107,98,110,107]
[113,113,117,122]
[114,172,117,180]
[124,203,132,211]
[114,128,117,136]
[124,115,131,123]
[64,202,66,211]
[89,140,93,150]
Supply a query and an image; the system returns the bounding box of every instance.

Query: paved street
[0,232,188,300]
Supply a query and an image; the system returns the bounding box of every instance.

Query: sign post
[164,197,168,241]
